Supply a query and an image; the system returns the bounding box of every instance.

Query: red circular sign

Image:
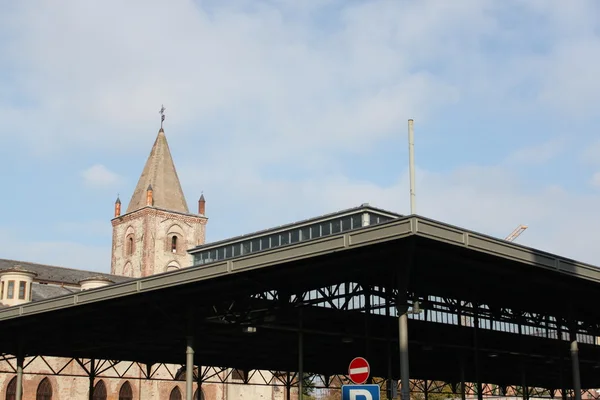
[348,357,370,384]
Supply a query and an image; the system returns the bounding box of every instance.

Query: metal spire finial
[159,104,166,129]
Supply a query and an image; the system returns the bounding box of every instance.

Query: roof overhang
[1,215,599,389]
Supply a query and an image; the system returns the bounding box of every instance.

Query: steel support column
[397,243,413,400]
[298,307,304,399]
[570,329,582,400]
[186,336,194,400]
[386,287,393,400]
[15,351,23,400]
[473,303,483,400]
[399,311,409,400]
[196,364,202,400]
[88,358,96,400]
[365,285,372,385]
[459,356,466,400]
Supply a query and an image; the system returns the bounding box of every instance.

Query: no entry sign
[348,357,370,384]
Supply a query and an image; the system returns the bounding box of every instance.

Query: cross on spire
[159,104,166,129]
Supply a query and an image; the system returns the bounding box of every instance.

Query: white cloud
[581,140,600,165]
[178,155,600,267]
[80,164,123,188]
[2,0,600,273]
[1,0,598,158]
[505,137,566,165]
[590,172,600,188]
[0,229,110,273]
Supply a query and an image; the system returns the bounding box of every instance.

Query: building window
[6,376,16,400]
[29,283,33,301]
[300,226,310,241]
[119,382,133,400]
[351,214,362,229]
[290,229,300,243]
[18,281,26,300]
[332,219,341,234]
[1,281,4,300]
[127,236,134,256]
[93,380,107,400]
[193,389,204,400]
[310,224,320,239]
[7,281,14,299]
[169,387,182,400]
[36,378,53,400]
[171,236,178,253]
[242,241,251,255]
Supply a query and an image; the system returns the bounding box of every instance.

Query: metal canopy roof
[1,216,600,390]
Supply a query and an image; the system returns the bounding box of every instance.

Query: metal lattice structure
[2,216,600,400]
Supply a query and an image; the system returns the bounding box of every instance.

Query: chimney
[198,194,206,215]
[146,184,153,206]
[114,196,121,217]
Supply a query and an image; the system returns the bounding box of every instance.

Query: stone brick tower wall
[111,128,207,277]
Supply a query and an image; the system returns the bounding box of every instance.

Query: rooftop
[125,128,190,215]
[0,259,131,286]
[189,203,401,253]
[2,215,598,389]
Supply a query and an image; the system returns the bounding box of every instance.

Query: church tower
[110,121,207,278]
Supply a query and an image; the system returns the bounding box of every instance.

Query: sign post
[342,357,380,400]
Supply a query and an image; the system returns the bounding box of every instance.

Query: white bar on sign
[350,367,369,374]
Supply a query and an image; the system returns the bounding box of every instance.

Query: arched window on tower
[36,378,53,400]
[93,380,107,400]
[119,382,133,400]
[171,236,178,253]
[169,387,182,400]
[127,236,134,256]
[193,388,205,400]
[6,376,16,400]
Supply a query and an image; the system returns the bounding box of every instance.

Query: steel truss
[1,354,599,399]
[2,281,600,398]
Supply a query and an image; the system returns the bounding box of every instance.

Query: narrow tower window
[127,237,133,256]
[171,236,177,253]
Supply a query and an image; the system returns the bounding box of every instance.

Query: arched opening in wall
[166,260,181,273]
[193,388,205,400]
[119,381,133,400]
[93,380,107,400]
[171,235,178,253]
[6,376,16,400]
[175,366,198,381]
[169,387,182,400]
[36,378,53,400]
[126,236,134,256]
[123,262,133,277]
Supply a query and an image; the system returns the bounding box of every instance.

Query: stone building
[0,125,286,400]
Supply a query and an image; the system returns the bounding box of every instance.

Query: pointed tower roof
[126,128,189,214]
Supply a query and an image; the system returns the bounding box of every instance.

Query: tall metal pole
[399,312,410,400]
[408,119,416,214]
[298,307,304,400]
[88,358,96,400]
[570,333,582,400]
[15,352,23,400]
[186,336,194,400]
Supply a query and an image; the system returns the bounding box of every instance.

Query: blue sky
[1,0,600,272]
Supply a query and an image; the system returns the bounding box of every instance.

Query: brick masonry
[111,207,207,277]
